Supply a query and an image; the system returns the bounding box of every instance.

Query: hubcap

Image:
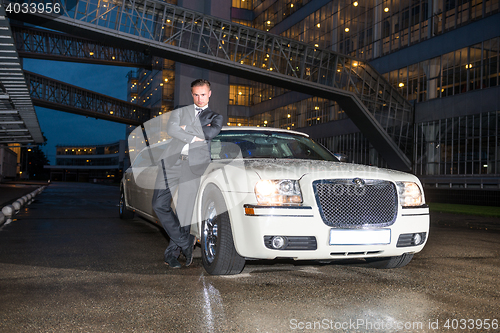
[203,202,218,263]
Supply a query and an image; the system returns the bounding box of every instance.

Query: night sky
[22,59,136,165]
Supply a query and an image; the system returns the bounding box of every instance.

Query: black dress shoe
[183,235,196,267]
[164,257,181,269]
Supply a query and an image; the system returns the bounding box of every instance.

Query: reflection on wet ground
[0,183,498,332]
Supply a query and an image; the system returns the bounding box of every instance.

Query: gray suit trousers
[152,158,200,260]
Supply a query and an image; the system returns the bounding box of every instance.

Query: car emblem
[352,178,365,187]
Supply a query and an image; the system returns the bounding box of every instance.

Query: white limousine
[120,127,429,275]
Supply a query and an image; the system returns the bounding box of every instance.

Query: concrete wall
[415,86,500,123]
[0,148,18,180]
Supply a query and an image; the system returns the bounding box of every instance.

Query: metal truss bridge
[25,71,150,125]
[11,24,152,68]
[5,0,414,170]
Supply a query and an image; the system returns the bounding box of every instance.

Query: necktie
[195,107,203,118]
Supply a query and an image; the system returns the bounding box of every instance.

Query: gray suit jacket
[161,105,223,175]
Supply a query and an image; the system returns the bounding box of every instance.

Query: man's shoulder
[206,109,222,117]
[173,105,193,112]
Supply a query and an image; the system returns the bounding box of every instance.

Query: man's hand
[181,124,204,141]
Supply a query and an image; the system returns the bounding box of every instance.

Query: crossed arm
[166,107,223,143]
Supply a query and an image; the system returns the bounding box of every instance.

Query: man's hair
[191,79,211,90]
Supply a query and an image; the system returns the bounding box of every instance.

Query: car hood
[243,159,419,183]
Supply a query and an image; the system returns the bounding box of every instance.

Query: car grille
[313,179,398,228]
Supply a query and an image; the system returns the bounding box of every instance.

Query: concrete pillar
[373,0,383,58]
[422,58,441,100]
[423,123,441,175]
[429,0,443,38]
[331,1,340,52]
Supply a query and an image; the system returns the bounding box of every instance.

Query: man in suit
[152,79,223,268]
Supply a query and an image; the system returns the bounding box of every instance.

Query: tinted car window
[211,130,337,161]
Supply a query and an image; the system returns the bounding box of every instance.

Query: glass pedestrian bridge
[5,0,413,171]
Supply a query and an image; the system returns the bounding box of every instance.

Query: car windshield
[211,130,337,161]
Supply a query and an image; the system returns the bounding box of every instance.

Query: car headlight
[397,182,424,207]
[254,179,302,205]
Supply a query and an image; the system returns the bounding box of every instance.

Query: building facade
[127,0,499,192]
[45,141,128,183]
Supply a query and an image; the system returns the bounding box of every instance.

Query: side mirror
[333,153,349,162]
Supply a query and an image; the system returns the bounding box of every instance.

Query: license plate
[329,229,391,245]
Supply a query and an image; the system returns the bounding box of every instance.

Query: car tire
[119,189,135,220]
[366,253,414,269]
[201,184,245,275]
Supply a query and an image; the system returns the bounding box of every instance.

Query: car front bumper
[230,204,430,260]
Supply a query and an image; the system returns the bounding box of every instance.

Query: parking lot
[0,182,499,332]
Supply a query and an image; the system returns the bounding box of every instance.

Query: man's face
[191,84,211,108]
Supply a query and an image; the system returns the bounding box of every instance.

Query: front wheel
[365,253,414,269]
[119,189,135,220]
[201,184,245,275]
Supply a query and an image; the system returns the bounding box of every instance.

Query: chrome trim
[401,204,429,209]
[245,213,315,217]
[244,204,312,210]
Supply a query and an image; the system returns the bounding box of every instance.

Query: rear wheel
[201,184,245,275]
[366,253,414,269]
[119,189,135,220]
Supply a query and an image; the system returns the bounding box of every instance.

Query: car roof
[220,126,309,137]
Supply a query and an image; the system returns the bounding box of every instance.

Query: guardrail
[0,186,46,226]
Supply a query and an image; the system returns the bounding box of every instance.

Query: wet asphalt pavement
[0,182,499,332]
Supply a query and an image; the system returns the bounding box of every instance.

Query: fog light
[413,233,422,245]
[272,236,286,249]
